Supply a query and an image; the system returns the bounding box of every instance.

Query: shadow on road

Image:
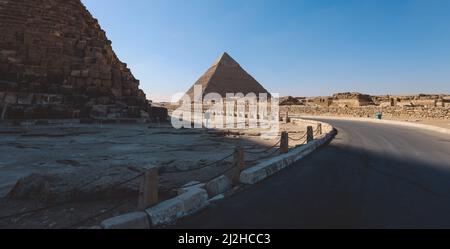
[173,126,450,229]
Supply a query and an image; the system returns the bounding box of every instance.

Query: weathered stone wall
[0,0,143,97]
[281,105,450,120]
[0,91,151,119]
[331,92,374,107]
[0,0,163,119]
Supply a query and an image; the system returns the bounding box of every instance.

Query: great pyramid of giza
[0,0,162,119]
[185,53,271,100]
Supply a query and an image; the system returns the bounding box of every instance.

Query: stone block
[145,197,184,226]
[81,69,89,77]
[17,93,34,105]
[4,93,17,104]
[209,194,225,203]
[91,105,109,117]
[177,188,209,215]
[70,70,81,77]
[177,181,206,195]
[206,175,231,198]
[145,188,210,227]
[101,212,150,229]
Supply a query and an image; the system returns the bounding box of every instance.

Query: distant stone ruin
[331,92,374,107]
[282,92,450,109]
[0,0,165,120]
[280,92,450,120]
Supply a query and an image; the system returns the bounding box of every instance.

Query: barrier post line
[280,131,289,154]
[306,126,314,143]
[137,168,159,210]
[232,146,245,186]
[317,123,323,136]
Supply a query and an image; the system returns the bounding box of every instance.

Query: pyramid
[0,0,161,119]
[185,53,271,101]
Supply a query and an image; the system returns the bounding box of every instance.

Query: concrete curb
[240,119,336,185]
[299,115,450,135]
[145,187,209,227]
[99,188,209,229]
[206,175,232,197]
[100,211,150,229]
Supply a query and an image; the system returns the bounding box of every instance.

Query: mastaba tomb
[0,0,165,120]
[184,52,271,102]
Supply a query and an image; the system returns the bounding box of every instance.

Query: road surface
[174,119,450,229]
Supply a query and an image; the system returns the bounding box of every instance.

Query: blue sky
[82,0,450,102]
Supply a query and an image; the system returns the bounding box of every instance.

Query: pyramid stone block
[0,0,164,120]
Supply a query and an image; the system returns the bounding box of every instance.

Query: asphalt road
[173,119,450,229]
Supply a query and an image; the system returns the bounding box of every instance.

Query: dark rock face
[0,0,164,120]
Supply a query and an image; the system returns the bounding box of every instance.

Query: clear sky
[82,0,450,102]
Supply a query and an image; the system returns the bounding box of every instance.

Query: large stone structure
[331,92,374,107]
[280,93,450,120]
[0,0,163,120]
[184,52,271,101]
[281,105,450,120]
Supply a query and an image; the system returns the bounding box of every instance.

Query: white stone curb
[99,188,209,229]
[100,211,150,229]
[206,175,232,198]
[146,187,209,227]
[240,119,336,185]
[299,115,450,135]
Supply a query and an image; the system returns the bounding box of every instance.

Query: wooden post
[232,146,245,186]
[316,123,322,136]
[1,104,8,120]
[285,111,290,123]
[306,126,314,143]
[280,131,289,154]
[137,168,159,210]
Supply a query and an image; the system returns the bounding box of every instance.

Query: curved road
[175,119,450,229]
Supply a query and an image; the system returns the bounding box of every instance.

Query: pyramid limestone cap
[212,52,238,67]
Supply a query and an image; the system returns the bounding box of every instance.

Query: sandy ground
[0,120,309,228]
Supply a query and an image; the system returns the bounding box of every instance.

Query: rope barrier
[289,132,307,142]
[244,139,281,154]
[162,153,234,174]
[314,128,322,136]
[167,162,239,193]
[245,148,281,164]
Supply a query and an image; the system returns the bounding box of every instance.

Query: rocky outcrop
[0,0,162,120]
